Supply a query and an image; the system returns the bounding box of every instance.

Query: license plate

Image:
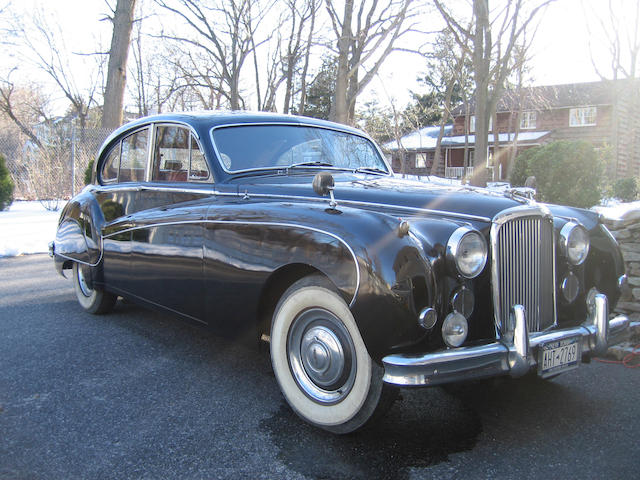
[538,337,581,378]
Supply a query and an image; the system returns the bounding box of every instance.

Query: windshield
[211,124,389,174]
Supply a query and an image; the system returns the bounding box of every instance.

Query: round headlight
[446,227,488,278]
[560,222,590,265]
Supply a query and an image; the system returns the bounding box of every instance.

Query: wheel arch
[256,263,340,338]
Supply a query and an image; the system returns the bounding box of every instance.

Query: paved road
[1,254,638,480]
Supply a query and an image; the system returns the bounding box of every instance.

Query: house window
[469,115,492,132]
[520,111,536,129]
[415,152,427,169]
[569,106,597,127]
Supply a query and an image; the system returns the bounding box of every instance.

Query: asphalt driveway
[1,254,638,479]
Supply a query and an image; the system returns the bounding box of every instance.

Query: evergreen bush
[612,177,638,202]
[0,154,15,211]
[510,141,606,208]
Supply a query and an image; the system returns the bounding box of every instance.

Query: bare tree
[12,8,104,131]
[102,0,138,128]
[326,0,417,125]
[156,0,272,110]
[434,0,555,185]
[587,0,639,81]
[279,0,321,114]
[429,30,471,176]
[0,74,48,149]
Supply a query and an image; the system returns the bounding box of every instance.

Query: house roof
[383,126,550,151]
[383,125,453,150]
[452,78,639,116]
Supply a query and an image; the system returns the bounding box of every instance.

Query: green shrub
[84,159,95,185]
[612,177,638,202]
[510,141,605,208]
[0,154,14,211]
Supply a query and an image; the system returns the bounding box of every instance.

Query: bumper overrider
[382,294,630,386]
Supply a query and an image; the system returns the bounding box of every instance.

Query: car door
[125,123,214,322]
[99,125,151,295]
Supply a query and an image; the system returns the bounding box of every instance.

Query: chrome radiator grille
[492,212,556,334]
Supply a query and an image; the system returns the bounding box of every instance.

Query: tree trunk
[469,0,490,186]
[102,0,137,129]
[331,0,353,124]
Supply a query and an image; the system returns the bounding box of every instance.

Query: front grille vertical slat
[494,214,555,335]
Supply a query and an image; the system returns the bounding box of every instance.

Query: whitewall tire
[270,275,392,434]
[72,262,117,314]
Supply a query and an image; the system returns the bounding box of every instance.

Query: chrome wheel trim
[287,308,356,405]
[76,265,93,298]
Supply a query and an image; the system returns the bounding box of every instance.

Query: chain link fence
[0,120,111,207]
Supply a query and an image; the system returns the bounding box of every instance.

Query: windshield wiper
[354,167,388,175]
[288,161,334,169]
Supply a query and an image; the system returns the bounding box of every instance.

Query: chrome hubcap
[77,265,93,297]
[301,326,345,388]
[287,308,356,404]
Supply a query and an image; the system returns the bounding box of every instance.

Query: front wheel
[72,262,117,314]
[270,275,394,434]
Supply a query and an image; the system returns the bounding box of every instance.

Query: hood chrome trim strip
[213,190,492,223]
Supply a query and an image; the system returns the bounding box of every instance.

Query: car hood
[232,172,527,224]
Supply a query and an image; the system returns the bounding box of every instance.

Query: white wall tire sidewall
[72,262,99,311]
[271,285,373,428]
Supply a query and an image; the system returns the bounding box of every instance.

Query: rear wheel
[270,275,395,434]
[72,262,117,314]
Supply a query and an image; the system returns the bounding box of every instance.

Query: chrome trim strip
[145,123,156,182]
[101,219,361,307]
[212,190,493,223]
[208,122,392,175]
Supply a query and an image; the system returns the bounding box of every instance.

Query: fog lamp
[561,272,580,303]
[442,312,468,347]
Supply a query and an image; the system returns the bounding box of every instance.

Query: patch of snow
[0,201,65,257]
[592,199,640,222]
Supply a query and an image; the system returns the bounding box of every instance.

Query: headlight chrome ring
[446,226,488,279]
[559,222,590,265]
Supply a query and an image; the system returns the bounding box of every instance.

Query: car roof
[102,111,366,147]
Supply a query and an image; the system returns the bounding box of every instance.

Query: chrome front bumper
[382,294,630,386]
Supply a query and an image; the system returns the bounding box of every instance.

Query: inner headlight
[560,222,590,265]
[446,227,488,278]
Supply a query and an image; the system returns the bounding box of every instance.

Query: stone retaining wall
[602,209,640,315]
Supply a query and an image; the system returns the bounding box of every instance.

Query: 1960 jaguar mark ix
[50,112,630,433]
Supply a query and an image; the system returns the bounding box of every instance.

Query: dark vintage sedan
[50,111,630,433]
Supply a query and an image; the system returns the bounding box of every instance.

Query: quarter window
[119,128,149,182]
[569,107,597,127]
[101,144,120,182]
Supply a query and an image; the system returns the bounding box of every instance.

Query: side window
[152,125,210,182]
[152,125,189,181]
[189,137,210,181]
[119,128,149,183]
[101,143,120,182]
